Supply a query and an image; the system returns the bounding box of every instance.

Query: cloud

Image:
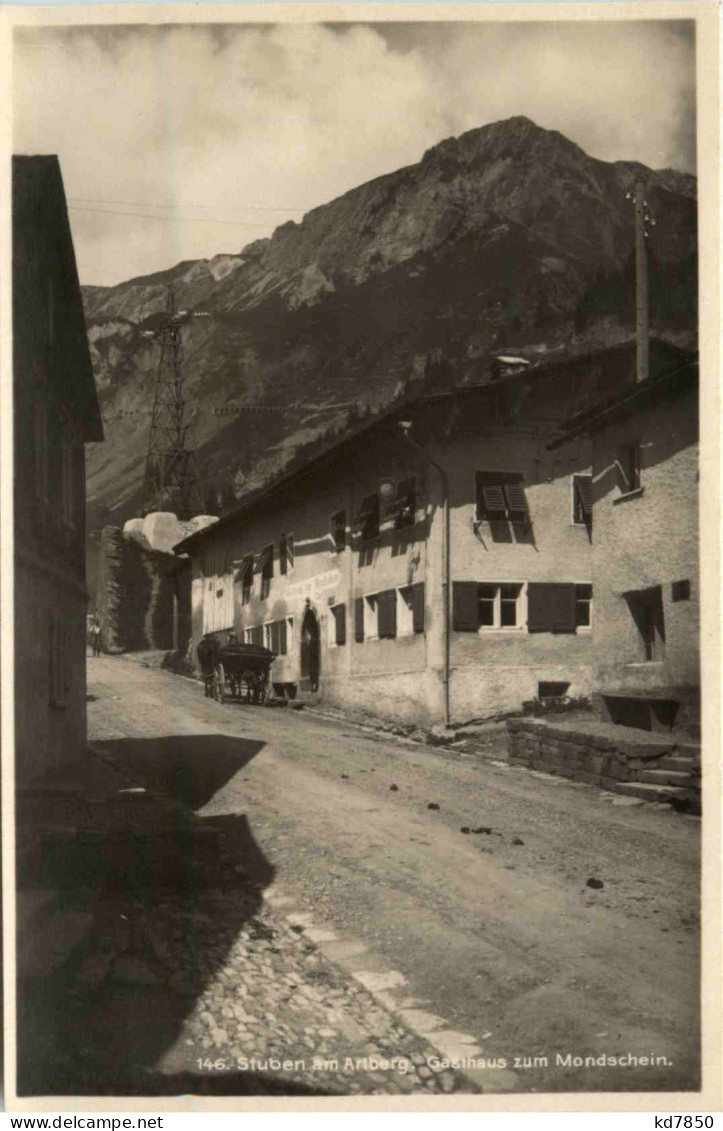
[13,20,696,284]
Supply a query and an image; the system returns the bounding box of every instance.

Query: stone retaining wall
[96,526,177,654]
[506,717,701,805]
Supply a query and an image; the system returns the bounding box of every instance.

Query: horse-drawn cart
[197,636,275,705]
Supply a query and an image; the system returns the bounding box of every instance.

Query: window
[330,511,347,553]
[672,579,691,602]
[238,555,254,604]
[376,590,397,638]
[34,403,49,502]
[256,544,274,598]
[48,613,69,707]
[475,472,529,522]
[575,583,593,628]
[363,590,397,640]
[398,584,425,636]
[387,478,416,530]
[572,475,592,527]
[453,582,523,631]
[265,619,288,655]
[355,494,380,542]
[625,586,665,662]
[279,533,294,576]
[61,444,76,527]
[329,604,346,646]
[245,625,264,647]
[617,444,641,494]
[527,582,577,633]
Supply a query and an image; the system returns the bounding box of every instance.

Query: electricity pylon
[141,288,210,519]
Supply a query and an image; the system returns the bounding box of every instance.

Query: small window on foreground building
[279,533,294,576]
[475,472,528,522]
[453,582,523,631]
[330,511,346,553]
[355,494,380,542]
[387,478,416,530]
[264,619,288,655]
[364,590,397,639]
[238,555,254,604]
[398,583,425,636]
[617,444,641,494]
[625,586,665,662]
[572,475,593,527]
[256,544,274,598]
[575,583,593,627]
[526,583,577,634]
[329,604,346,646]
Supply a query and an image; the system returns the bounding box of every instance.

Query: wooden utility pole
[627,178,656,385]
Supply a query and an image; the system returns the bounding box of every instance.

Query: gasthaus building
[175,338,691,728]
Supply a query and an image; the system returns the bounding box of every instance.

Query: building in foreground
[549,352,699,731]
[175,339,694,727]
[13,155,103,784]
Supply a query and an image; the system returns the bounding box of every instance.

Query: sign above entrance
[285,570,340,602]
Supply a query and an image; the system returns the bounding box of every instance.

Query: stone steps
[611,781,690,803]
[640,768,696,787]
[658,755,698,771]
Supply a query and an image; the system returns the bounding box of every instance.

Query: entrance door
[300,606,320,692]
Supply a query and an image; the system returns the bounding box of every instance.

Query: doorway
[300,605,320,692]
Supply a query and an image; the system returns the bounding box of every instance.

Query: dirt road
[87,656,701,1094]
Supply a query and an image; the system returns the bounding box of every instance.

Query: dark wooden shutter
[552,583,576,632]
[412,583,425,633]
[504,482,528,517]
[377,591,397,638]
[527,583,553,632]
[278,618,287,655]
[453,582,479,632]
[335,604,346,645]
[355,597,365,642]
[481,485,506,515]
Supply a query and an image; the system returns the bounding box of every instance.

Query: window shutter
[280,535,288,575]
[575,476,593,520]
[481,485,506,515]
[453,582,479,632]
[552,584,577,632]
[335,604,346,645]
[504,482,528,517]
[412,583,425,633]
[355,597,364,642]
[527,583,553,632]
[377,591,397,638]
[278,618,288,654]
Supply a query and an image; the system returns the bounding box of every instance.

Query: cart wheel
[213,663,226,703]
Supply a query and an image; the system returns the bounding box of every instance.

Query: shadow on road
[98,734,265,811]
[16,734,332,1097]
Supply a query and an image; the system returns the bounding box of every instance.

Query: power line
[68,204,278,228]
[68,195,306,214]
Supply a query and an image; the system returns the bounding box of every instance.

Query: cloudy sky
[14,19,696,286]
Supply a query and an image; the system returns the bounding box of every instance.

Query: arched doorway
[300,604,320,692]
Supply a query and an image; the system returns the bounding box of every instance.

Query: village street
[84,656,701,1096]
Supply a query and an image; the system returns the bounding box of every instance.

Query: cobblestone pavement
[23,862,472,1097]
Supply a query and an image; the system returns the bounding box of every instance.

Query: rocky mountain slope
[82,115,697,529]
